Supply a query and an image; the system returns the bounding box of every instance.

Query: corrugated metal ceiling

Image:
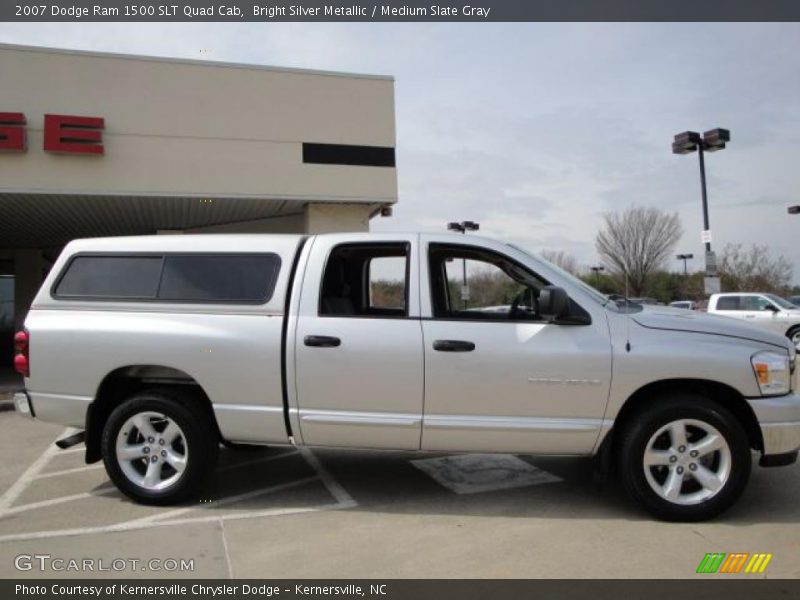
[0,194,301,249]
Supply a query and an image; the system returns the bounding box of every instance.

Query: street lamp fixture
[673,128,730,276]
[676,253,694,275]
[447,221,480,234]
[788,206,800,215]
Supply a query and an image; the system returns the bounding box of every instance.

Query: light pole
[590,265,604,286]
[676,253,694,276]
[447,221,479,309]
[672,128,730,264]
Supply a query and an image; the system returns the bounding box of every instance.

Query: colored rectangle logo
[697,553,772,574]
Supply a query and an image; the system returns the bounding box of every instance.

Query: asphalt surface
[0,410,798,579]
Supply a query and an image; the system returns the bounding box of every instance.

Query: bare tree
[540,249,579,275]
[718,243,793,294]
[595,206,683,296]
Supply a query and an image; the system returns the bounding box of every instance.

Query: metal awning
[0,193,306,249]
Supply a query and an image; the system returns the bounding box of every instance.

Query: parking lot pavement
[1,409,798,579]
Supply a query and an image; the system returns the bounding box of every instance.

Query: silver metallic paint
[20,232,800,461]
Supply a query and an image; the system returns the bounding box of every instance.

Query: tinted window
[741,296,772,311]
[320,243,408,317]
[56,256,162,298]
[368,256,406,311]
[159,255,279,302]
[55,254,280,303]
[765,294,795,309]
[429,244,547,321]
[715,296,740,311]
[442,255,527,317]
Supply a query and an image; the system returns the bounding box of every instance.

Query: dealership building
[0,43,397,362]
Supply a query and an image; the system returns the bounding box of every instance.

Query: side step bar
[55,431,86,450]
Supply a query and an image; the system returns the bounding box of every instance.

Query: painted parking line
[118,476,320,527]
[0,427,74,513]
[299,446,356,507]
[0,488,117,517]
[34,464,104,480]
[0,433,356,543]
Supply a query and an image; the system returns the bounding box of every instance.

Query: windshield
[765,294,797,310]
[507,244,609,306]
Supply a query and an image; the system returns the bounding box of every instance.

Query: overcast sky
[2,22,799,281]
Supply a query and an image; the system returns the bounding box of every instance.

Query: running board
[55,431,86,449]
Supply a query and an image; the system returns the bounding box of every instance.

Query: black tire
[101,388,219,505]
[617,393,751,522]
[787,326,800,348]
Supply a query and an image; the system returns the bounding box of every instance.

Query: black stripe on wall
[302,143,396,167]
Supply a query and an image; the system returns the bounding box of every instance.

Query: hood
[631,306,791,351]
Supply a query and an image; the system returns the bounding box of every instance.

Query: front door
[420,241,612,454]
[742,295,785,335]
[293,235,424,450]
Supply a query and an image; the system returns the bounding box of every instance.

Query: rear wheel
[101,389,218,505]
[617,394,751,521]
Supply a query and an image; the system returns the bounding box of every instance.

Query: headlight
[751,351,791,396]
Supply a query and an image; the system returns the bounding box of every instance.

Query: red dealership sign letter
[43,114,104,154]
[0,113,27,152]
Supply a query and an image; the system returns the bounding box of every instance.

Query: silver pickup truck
[12,232,800,521]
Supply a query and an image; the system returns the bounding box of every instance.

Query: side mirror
[539,286,569,320]
[765,304,779,313]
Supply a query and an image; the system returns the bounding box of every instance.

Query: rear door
[714,295,744,320]
[292,234,424,450]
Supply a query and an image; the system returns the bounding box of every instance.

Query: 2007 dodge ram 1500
[12,232,800,521]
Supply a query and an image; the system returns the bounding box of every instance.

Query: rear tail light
[13,330,29,377]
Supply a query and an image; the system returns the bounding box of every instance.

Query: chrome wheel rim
[643,418,731,506]
[115,411,188,491]
[791,329,800,347]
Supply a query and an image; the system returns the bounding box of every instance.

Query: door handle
[304,335,341,348]
[433,339,476,352]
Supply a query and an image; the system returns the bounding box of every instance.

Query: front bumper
[747,392,800,457]
[13,391,34,418]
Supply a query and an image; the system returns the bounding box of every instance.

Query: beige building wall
[0,44,397,205]
[304,204,376,233]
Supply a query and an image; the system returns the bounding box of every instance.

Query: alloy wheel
[642,418,732,506]
[115,411,188,491]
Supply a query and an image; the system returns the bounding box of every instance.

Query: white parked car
[12,233,800,521]
[707,293,800,348]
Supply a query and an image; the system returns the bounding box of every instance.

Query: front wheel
[617,394,751,521]
[787,326,800,349]
[101,389,219,505]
